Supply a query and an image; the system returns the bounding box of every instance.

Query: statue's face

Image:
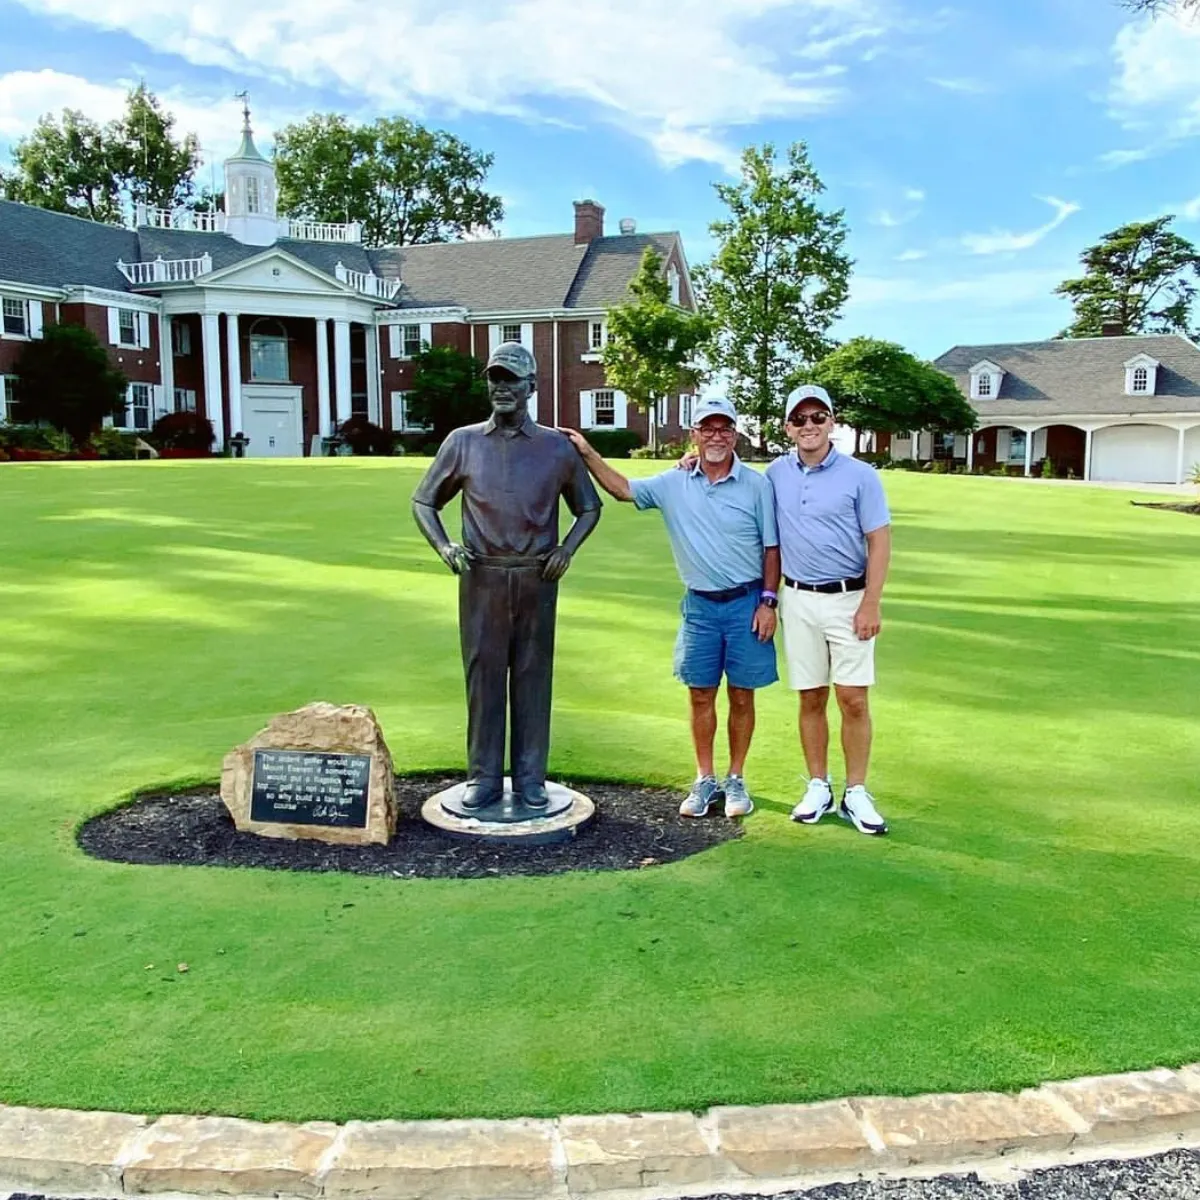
[487,367,534,416]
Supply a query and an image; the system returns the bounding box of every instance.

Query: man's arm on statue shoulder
[559,429,634,502]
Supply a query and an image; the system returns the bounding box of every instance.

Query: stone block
[559,1111,730,1193]
[712,1100,878,1177]
[220,701,396,845]
[0,1104,146,1194]
[122,1114,338,1196]
[855,1090,1080,1166]
[321,1117,557,1199]
[1044,1068,1200,1142]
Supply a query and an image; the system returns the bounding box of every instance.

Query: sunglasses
[788,411,830,428]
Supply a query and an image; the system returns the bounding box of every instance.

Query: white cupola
[968,359,1004,401]
[224,98,278,246]
[1123,352,1159,397]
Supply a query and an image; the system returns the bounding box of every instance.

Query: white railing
[133,204,226,233]
[279,218,363,244]
[334,262,401,300]
[117,254,214,285]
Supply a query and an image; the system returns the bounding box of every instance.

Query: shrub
[881,457,921,471]
[89,428,141,459]
[0,424,61,452]
[585,429,643,459]
[149,411,215,452]
[856,452,893,469]
[1039,457,1054,479]
[1188,462,1200,487]
[930,459,953,474]
[337,415,392,456]
[631,438,688,460]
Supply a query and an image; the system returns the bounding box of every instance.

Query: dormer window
[1124,353,1158,397]
[968,359,1004,401]
[976,373,992,397]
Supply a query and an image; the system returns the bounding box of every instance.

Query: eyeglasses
[696,425,737,438]
[788,411,830,428]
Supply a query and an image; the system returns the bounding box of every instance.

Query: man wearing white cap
[766,384,893,835]
[563,397,780,820]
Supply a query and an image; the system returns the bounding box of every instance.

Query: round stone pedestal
[421,779,596,845]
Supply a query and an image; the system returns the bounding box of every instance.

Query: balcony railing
[133,204,226,233]
[279,218,363,244]
[117,254,214,285]
[335,262,402,300]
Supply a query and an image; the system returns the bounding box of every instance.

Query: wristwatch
[760,591,778,609]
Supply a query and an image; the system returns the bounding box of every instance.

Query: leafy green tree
[3,86,198,219]
[405,344,490,443]
[601,247,712,451]
[810,338,976,453]
[274,115,503,247]
[13,324,128,447]
[697,141,851,445]
[1055,217,1200,337]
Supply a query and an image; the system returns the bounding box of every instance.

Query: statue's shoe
[518,784,550,810]
[461,780,503,810]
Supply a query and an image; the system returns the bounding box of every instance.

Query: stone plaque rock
[221,702,396,845]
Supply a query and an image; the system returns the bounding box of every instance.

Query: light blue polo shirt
[765,448,890,585]
[629,457,779,593]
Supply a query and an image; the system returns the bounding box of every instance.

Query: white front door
[242,386,304,458]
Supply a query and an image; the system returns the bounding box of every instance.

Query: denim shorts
[673,586,779,690]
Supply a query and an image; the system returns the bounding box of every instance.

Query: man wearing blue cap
[563,398,780,819]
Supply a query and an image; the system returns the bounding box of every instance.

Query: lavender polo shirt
[764,447,890,585]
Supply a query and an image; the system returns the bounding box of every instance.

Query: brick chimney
[1100,321,1125,337]
[573,199,605,245]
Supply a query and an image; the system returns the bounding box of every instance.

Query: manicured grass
[0,459,1198,1123]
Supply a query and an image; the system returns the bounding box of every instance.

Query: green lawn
[1,459,1198,1124]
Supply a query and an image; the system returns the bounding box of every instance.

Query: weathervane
[234,90,251,132]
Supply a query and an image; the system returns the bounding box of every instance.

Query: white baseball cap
[690,396,739,426]
[785,384,834,420]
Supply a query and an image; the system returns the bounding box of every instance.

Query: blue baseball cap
[689,396,738,427]
[785,384,834,419]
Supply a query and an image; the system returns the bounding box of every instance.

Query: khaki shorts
[779,586,875,690]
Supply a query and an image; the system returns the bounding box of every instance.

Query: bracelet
[760,589,777,600]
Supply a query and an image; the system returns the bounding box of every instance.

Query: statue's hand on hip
[439,543,475,575]
[541,546,573,581]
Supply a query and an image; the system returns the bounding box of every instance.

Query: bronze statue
[412,342,602,820]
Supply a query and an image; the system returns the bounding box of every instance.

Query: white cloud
[1181,194,1200,221]
[959,195,1080,256]
[5,0,877,170]
[1096,146,1158,168]
[927,77,991,94]
[894,248,926,261]
[871,209,906,228]
[848,266,1068,311]
[904,187,925,202]
[1109,11,1200,141]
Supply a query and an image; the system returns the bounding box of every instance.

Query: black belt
[689,580,761,603]
[783,574,866,594]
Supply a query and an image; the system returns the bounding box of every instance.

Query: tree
[1055,217,1200,338]
[810,338,976,452]
[405,344,490,444]
[3,86,198,220]
[601,247,713,451]
[1120,0,1198,14]
[13,324,128,447]
[697,141,851,446]
[274,115,503,247]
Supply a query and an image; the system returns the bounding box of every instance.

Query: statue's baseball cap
[689,396,739,427]
[485,341,537,379]
[785,384,834,421]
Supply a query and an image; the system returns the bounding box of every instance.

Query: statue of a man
[412,342,602,814]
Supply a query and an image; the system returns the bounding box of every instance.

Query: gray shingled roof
[936,335,1200,418]
[566,233,679,308]
[0,199,138,291]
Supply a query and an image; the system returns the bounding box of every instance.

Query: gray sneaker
[722,774,754,818]
[680,775,722,818]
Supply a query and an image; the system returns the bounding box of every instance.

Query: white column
[201,312,225,448]
[552,319,560,427]
[1176,427,1187,485]
[966,430,974,472]
[159,314,175,412]
[225,313,243,437]
[1084,428,1094,481]
[315,318,332,439]
[365,320,381,425]
[333,319,352,425]
[1023,428,1034,477]
[911,431,920,462]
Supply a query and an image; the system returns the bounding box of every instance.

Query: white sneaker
[791,777,834,824]
[839,785,889,836]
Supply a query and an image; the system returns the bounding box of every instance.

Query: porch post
[200,311,225,449]
[1084,428,1094,481]
[365,319,381,425]
[333,319,352,425]
[225,313,243,437]
[1176,427,1187,485]
[315,318,332,439]
[911,431,920,462]
[966,430,974,472]
[1023,428,1034,477]
[159,314,175,413]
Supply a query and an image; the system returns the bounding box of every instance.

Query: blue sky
[1,0,1198,358]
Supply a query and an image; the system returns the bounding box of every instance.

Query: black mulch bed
[1131,500,1200,516]
[77,775,742,879]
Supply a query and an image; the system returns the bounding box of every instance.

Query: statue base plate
[422,779,595,845]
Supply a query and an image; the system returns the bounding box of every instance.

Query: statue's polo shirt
[413,414,601,558]
[629,456,778,593]
[765,447,891,585]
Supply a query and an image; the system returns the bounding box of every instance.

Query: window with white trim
[117,308,138,347]
[246,176,261,215]
[249,318,289,381]
[115,382,153,431]
[2,375,18,422]
[680,395,693,427]
[590,321,606,351]
[171,322,192,356]
[976,372,992,398]
[592,390,616,427]
[1131,366,1148,393]
[1007,429,1027,465]
[668,264,681,305]
[2,298,27,337]
[501,323,522,344]
[174,388,197,412]
[392,391,432,432]
[402,324,422,358]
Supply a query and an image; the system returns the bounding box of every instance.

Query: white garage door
[1184,426,1200,480]
[1090,425,1178,484]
